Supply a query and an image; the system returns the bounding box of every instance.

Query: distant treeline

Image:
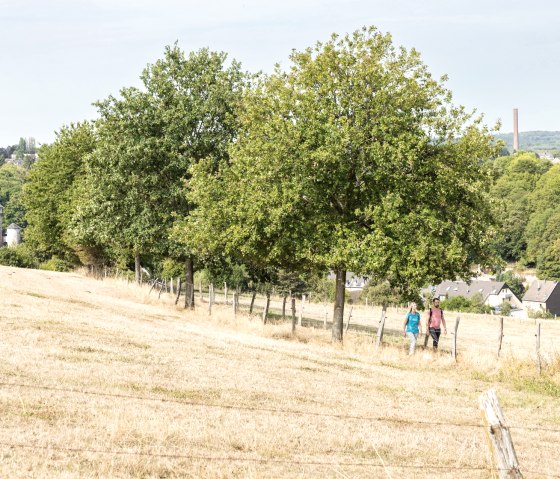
[495,131,560,153]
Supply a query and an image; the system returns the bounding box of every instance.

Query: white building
[432,280,523,310]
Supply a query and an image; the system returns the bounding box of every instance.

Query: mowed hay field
[1,266,559,478]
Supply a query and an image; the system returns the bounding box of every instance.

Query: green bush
[528,308,555,319]
[440,293,492,314]
[39,255,73,272]
[0,244,38,268]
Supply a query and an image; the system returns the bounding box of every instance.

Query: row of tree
[21,27,501,341]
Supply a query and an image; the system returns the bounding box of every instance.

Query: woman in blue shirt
[403,302,422,355]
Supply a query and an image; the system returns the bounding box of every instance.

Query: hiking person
[426,297,447,349]
[403,302,422,355]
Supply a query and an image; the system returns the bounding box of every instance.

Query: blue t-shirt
[405,312,420,334]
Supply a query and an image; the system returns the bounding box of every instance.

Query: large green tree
[187,27,500,341]
[71,45,244,284]
[23,122,96,261]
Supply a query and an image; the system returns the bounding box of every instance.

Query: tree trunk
[184,256,195,309]
[249,291,257,314]
[262,291,271,324]
[134,254,142,285]
[332,269,346,342]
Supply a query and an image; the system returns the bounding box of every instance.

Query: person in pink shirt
[426,298,447,350]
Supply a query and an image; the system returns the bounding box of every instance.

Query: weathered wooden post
[233,291,238,318]
[345,305,353,334]
[375,305,387,350]
[158,279,166,299]
[199,280,203,301]
[291,296,297,334]
[224,282,228,305]
[497,316,504,358]
[536,322,542,375]
[479,389,523,479]
[282,294,287,320]
[451,316,460,361]
[174,278,182,305]
[262,292,271,324]
[298,294,306,327]
[323,306,328,330]
[208,283,214,315]
[249,291,257,314]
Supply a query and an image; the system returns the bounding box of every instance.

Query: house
[522,280,560,316]
[432,280,523,309]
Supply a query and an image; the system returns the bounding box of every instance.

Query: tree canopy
[186,27,500,341]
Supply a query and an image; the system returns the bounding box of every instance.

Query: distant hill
[495,131,560,152]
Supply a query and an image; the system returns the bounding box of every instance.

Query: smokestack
[513,108,519,152]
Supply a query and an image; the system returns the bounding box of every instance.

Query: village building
[432,280,523,310]
[522,280,560,316]
[0,203,22,247]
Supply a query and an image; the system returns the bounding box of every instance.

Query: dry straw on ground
[0,265,559,478]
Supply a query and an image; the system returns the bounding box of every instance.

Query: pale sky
[1,0,559,146]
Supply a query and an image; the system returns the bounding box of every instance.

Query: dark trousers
[429,327,441,349]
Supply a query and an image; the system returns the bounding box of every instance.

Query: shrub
[440,293,492,314]
[39,256,73,272]
[528,308,555,319]
[0,244,38,268]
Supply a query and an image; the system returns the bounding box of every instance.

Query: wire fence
[2,381,560,434]
[1,380,560,477]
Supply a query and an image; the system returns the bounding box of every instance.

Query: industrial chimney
[513,108,519,152]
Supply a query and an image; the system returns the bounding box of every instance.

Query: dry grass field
[1,265,559,478]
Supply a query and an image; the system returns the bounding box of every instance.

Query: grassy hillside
[0,265,559,478]
[495,130,560,152]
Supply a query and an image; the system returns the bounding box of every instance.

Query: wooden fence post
[451,316,460,361]
[208,283,214,315]
[249,291,257,314]
[262,292,271,324]
[224,282,228,305]
[323,305,328,330]
[233,291,238,318]
[175,278,182,305]
[536,322,541,375]
[291,295,297,334]
[158,279,166,299]
[375,305,387,350]
[345,305,353,334]
[298,295,306,327]
[497,316,504,358]
[199,280,203,301]
[479,389,523,479]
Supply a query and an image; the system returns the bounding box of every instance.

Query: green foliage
[307,276,337,304]
[499,300,512,316]
[528,308,555,319]
[495,270,525,298]
[494,131,560,152]
[359,281,408,307]
[489,152,550,262]
[23,122,96,262]
[0,164,27,226]
[71,45,244,279]
[187,26,500,340]
[39,256,73,272]
[0,244,38,268]
[440,293,492,314]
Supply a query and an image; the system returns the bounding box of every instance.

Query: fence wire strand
[1,381,559,434]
